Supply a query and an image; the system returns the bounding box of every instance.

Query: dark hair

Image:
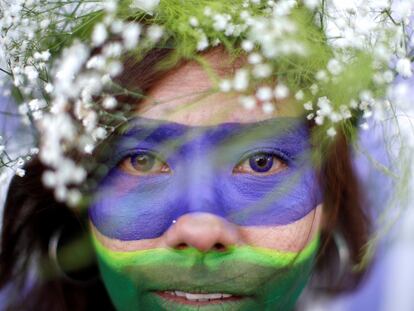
[0,49,371,310]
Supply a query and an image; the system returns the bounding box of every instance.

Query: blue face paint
[89,117,322,241]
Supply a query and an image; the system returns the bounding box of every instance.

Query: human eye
[233,151,288,176]
[118,151,171,176]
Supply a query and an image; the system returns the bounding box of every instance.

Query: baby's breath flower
[92,23,108,47]
[396,58,413,78]
[327,127,337,137]
[248,53,262,65]
[240,96,257,110]
[256,86,273,101]
[130,0,160,14]
[233,69,249,91]
[274,84,289,100]
[189,16,199,27]
[123,23,141,50]
[147,25,164,42]
[304,101,313,111]
[252,63,272,78]
[262,102,275,114]
[241,40,254,52]
[102,96,117,110]
[15,168,26,177]
[219,80,232,92]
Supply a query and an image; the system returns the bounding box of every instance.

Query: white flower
[42,170,56,187]
[240,96,256,110]
[103,42,123,58]
[295,90,304,101]
[304,0,320,10]
[304,101,313,111]
[212,13,230,31]
[40,19,50,29]
[111,20,124,34]
[45,83,54,93]
[316,70,328,81]
[219,79,232,92]
[383,70,394,83]
[34,50,50,61]
[274,83,289,99]
[147,25,164,42]
[327,127,337,137]
[123,23,141,50]
[248,53,262,64]
[130,0,160,14]
[252,63,272,78]
[197,33,209,51]
[189,16,199,27]
[396,58,413,78]
[108,61,123,77]
[233,69,249,91]
[93,127,107,140]
[103,0,117,13]
[15,168,26,177]
[55,42,90,98]
[84,144,95,154]
[256,86,273,101]
[327,59,343,75]
[67,189,82,207]
[315,115,324,125]
[317,96,333,115]
[262,102,275,114]
[102,96,117,109]
[92,23,108,47]
[310,84,318,95]
[24,66,39,81]
[241,40,254,52]
[307,113,315,120]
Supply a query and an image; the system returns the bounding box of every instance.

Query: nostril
[165,213,241,252]
[175,243,188,250]
[213,243,227,252]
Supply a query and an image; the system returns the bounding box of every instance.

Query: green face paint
[93,235,319,311]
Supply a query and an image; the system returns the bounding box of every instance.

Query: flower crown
[0,0,412,205]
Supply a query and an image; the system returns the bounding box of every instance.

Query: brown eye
[233,152,287,175]
[119,152,170,175]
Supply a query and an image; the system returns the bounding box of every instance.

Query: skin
[90,48,324,311]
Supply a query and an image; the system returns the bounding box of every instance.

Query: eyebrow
[109,117,310,160]
[120,117,306,141]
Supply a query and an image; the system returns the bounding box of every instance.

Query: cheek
[239,204,323,252]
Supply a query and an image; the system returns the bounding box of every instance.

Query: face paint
[93,232,319,311]
[89,117,322,241]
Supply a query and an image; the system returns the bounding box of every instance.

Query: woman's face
[89,49,323,311]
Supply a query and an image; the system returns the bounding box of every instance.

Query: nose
[164,213,242,252]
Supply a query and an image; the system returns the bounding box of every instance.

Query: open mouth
[155,290,245,305]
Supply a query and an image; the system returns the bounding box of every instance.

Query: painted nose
[164,213,241,252]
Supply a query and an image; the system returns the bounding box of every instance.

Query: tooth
[185,293,204,301]
[205,293,222,299]
[174,291,186,297]
[170,291,233,301]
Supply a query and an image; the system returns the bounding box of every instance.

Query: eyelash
[118,149,290,176]
[233,149,289,175]
[118,150,170,176]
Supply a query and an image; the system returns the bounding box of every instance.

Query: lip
[151,290,252,309]
[155,290,244,304]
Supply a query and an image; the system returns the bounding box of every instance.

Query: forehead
[136,48,301,126]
